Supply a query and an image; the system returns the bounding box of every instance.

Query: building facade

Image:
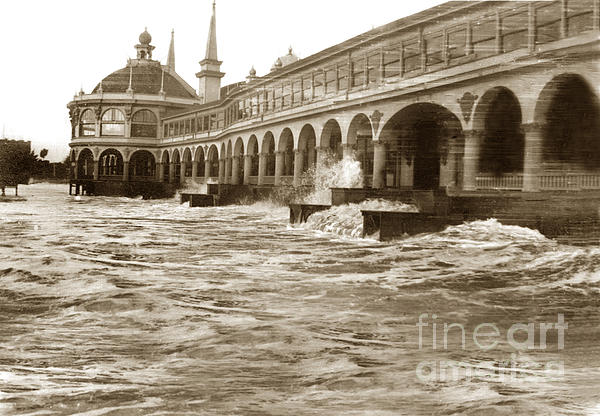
[68,0,600,198]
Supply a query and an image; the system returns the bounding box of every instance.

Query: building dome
[91,62,196,99]
[139,28,152,45]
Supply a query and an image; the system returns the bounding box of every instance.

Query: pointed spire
[167,29,176,71]
[205,0,218,61]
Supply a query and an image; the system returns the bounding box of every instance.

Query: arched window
[131,110,158,138]
[101,109,125,136]
[79,109,96,137]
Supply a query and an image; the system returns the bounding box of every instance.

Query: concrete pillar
[157,162,164,182]
[523,123,543,192]
[225,158,232,184]
[462,130,481,191]
[93,160,99,180]
[400,156,413,188]
[218,159,225,183]
[372,141,387,189]
[275,151,284,186]
[204,158,211,180]
[243,155,252,185]
[180,162,186,184]
[231,156,240,185]
[293,150,304,187]
[169,162,175,183]
[123,161,129,182]
[191,161,198,180]
[258,153,267,185]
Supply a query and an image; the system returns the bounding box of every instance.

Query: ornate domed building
[67,25,204,197]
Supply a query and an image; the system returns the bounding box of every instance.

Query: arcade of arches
[73,73,600,193]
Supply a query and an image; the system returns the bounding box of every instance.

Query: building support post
[225,158,232,184]
[93,160,99,180]
[462,130,481,191]
[243,155,252,185]
[274,151,284,186]
[123,161,129,182]
[169,162,175,183]
[231,156,240,185]
[204,158,211,181]
[372,141,387,189]
[218,159,225,184]
[293,150,304,187]
[523,123,543,192]
[191,160,198,180]
[258,153,267,186]
[157,162,164,182]
[180,161,186,184]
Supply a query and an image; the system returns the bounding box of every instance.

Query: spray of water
[301,154,364,204]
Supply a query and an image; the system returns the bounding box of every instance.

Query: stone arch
[77,148,94,179]
[474,87,524,175]
[262,131,276,176]
[347,113,374,185]
[298,124,317,173]
[172,148,181,182]
[129,150,156,179]
[161,150,170,182]
[207,144,219,177]
[535,73,600,169]
[233,137,245,184]
[320,119,343,163]
[248,135,259,176]
[98,148,124,177]
[278,128,295,176]
[195,146,206,178]
[379,103,462,189]
[182,147,193,178]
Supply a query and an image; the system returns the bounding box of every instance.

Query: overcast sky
[0,0,448,161]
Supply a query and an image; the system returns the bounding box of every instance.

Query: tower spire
[205,0,218,61]
[196,0,225,103]
[167,29,175,71]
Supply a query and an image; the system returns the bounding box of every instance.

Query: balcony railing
[476,174,524,190]
[540,173,600,190]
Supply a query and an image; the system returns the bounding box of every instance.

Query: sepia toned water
[1,183,600,415]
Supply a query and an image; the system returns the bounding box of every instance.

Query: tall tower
[135,28,155,60]
[166,29,176,71]
[196,1,225,103]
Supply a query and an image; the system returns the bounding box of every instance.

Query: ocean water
[1,183,599,415]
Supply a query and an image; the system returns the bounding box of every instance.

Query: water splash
[302,155,364,204]
[299,199,418,238]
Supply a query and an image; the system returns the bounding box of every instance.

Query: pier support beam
[258,153,267,185]
[157,162,164,182]
[243,155,252,185]
[191,161,198,180]
[169,162,175,183]
[293,150,304,187]
[180,162,186,184]
[462,130,481,191]
[275,151,284,186]
[523,123,543,192]
[231,156,240,185]
[372,141,386,189]
[218,158,225,184]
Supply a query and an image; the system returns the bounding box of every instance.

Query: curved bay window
[79,109,96,137]
[101,109,125,136]
[131,110,157,138]
[98,149,123,177]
